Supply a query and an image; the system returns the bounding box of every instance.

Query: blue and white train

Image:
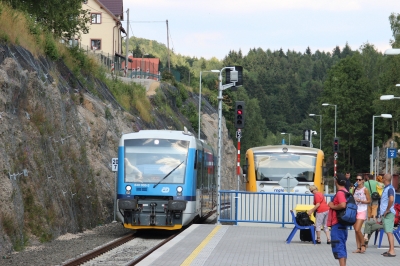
[117,129,217,230]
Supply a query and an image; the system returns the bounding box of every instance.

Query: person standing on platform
[352,175,370,254]
[344,172,351,191]
[365,174,382,221]
[328,173,349,266]
[380,173,396,257]
[307,185,331,244]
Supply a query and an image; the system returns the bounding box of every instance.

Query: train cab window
[254,152,316,182]
[124,138,189,184]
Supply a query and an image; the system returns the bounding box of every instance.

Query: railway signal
[235,101,245,129]
[333,137,339,152]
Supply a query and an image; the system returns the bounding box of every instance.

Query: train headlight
[126,185,132,194]
[176,186,183,196]
[259,183,264,188]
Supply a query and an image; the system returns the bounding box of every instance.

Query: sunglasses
[310,189,315,192]
[356,179,363,181]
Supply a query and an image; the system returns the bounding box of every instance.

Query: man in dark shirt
[345,172,351,191]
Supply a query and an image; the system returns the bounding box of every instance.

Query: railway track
[61,231,179,266]
[61,207,225,266]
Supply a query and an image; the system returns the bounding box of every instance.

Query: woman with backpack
[352,174,371,254]
[307,185,331,244]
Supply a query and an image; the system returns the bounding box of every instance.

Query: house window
[91,13,101,24]
[68,39,79,47]
[91,39,101,50]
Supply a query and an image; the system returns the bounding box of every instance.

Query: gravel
[2,222,136,266]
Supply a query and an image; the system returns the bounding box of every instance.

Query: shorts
[382,212,395,233]
[315,211,329,232]
[367,204,378,218]
[331,223,348,259]
[357,210,367,220]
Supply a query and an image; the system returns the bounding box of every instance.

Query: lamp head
[381,114,392,118]
[380,95,394,100]
[322,103,329,106]
[211,70,219,73]
[309,114,315,116]
[384,49,400,55]
[281,132,286,135]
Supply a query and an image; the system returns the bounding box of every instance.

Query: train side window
[242,164,248,175]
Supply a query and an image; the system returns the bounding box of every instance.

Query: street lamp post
[280,132,291,145]
[309,114,322,149]
[322,103,337,193]
[371,114,392,178]
[198,70,219,139]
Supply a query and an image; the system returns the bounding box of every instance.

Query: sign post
[112,158,118,222]
[278,173,299,192]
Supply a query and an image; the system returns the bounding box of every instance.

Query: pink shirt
[313,192,329,213]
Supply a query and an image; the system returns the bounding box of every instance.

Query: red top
[327,189,348,226]
[313,192,329,213]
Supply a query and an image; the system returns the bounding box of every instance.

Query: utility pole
[125,9,129,74]
[166,20,170,72]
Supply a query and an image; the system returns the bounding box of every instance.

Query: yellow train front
[116,129,217,230]
[243,145,325,193]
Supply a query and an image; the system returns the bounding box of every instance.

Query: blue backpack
[336,190,357,226]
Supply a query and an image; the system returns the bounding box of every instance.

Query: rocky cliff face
[0,44,239,254]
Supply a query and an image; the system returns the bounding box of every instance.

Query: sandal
[327,239,331,244]
[360,245,366,253]
[352,248,361,253]
[316,238,321,244]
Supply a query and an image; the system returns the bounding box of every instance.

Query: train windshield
[124,138,189,184]
[254,152,317,182]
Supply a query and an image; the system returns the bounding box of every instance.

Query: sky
[122,0,400,60]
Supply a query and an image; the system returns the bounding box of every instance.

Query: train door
[196,146,205,217]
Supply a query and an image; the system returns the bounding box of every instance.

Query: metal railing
[219,190,334,227]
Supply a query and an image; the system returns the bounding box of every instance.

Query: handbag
[368,181,380,201]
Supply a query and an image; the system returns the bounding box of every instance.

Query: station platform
[137,224,399,266]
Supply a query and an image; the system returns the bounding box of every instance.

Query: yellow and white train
[243,145,325,193]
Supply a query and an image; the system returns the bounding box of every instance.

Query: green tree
[6,0,90,39]
[389,12,400,48]
[320,54,373,173]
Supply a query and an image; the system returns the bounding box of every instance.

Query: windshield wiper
[153,161,184,188]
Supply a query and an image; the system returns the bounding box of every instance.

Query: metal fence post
[234,191,238,225]
[281,194,286,228]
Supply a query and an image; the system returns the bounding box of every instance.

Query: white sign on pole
[111,158,118,172]
[278,173,298,192]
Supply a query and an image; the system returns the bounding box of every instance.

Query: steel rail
[62,233,135,266]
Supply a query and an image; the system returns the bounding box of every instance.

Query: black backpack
[296,211,314,226]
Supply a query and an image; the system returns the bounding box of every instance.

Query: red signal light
[237,110,242,115]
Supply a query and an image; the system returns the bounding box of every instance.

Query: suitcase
[300,229,313,242]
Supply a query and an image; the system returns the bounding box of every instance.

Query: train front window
[254,153,317,182]
[124,139,189,184]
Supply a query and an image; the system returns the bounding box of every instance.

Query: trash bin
[294,204,315,223]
